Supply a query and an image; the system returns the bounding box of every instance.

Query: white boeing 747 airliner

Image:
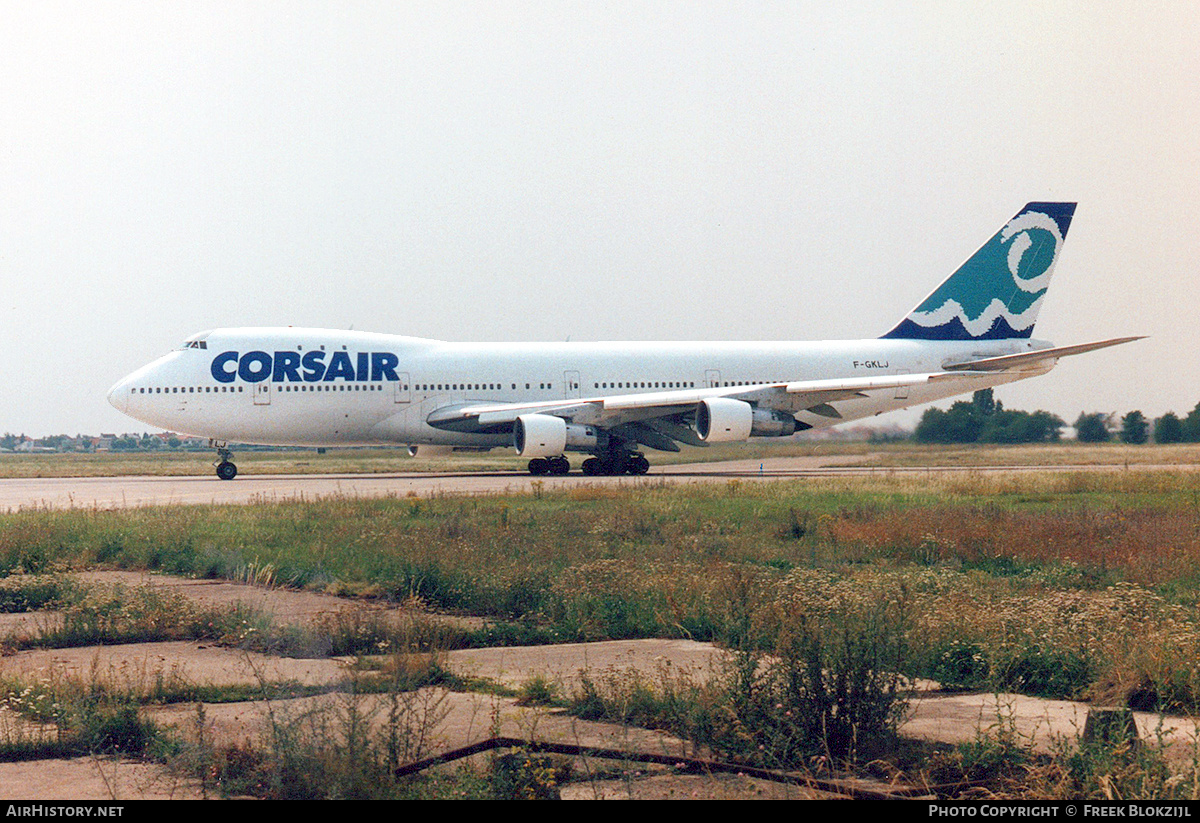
[108,203,1138,479]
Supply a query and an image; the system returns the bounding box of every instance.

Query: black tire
[528,458,549,476]
[603,454,628,475]
[630,455,650,475]
[550,456,570,475]
[216,461,238,481]
[582,457,601,476]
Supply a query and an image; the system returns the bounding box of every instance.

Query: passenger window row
[412,383,569,391]
[134,385,392,394]
[595,381,696,389]
[134,380,760,397]
[416,383,513,391]
[137,386,244,394]
[408,381,703,393]
[275,385,386,392]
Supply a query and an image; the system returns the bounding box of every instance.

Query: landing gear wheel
[549,456,570,475]
[528,458,550,476]
[600,453,628,475]
[585,450,646,476]
[211,440,238,480]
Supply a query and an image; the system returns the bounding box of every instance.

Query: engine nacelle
[695,398,753,442]
[750,408,798,437]
[696,399,798,442]
[513,414,598,457]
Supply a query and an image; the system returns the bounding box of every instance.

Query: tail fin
[882,202,1076,340]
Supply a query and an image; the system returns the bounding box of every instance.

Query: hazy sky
[3,2,1198,436]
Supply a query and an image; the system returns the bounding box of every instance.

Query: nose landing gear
[210,440,238,480]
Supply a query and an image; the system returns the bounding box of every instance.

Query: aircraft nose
[107,377,130,414]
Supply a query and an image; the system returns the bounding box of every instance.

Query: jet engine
[513,414,599,457]
[750,407,798,437]
[695,398,797,442]
[695,398,753,442]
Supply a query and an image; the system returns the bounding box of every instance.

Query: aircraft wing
[427,337,1142,450]
[427,371,989,446]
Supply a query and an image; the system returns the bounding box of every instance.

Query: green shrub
[715,614,909,765]
[82,703,157,754]
[995,644,1092,699]
[566,606,911,768]
[929,640,990,690]
[489,750,563,800]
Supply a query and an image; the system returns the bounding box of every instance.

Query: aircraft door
[564,370,581,399]
[890,368,910,400]
[704,369,722,388]
[394,373,411,404]
[254,383,271,406]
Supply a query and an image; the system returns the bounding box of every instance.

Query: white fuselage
[107,327,1052,450]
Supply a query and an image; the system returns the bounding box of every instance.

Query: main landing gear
[582,452,649,476]
[527,455,570,476]
[211,440,238,480]
[525,452,650,476]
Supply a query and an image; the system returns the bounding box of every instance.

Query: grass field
[5,467,1200,702]
[4,440,1200,477]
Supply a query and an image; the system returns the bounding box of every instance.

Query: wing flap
[782,372,981,409]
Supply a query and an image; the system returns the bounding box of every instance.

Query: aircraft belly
[153,398,389,447]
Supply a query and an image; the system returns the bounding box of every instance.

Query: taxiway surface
[1,455,1196,511]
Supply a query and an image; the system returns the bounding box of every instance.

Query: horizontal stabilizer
[942,337,1144,372]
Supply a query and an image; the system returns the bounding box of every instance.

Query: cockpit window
[179,331,212,351]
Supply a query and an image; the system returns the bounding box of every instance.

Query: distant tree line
[110,435,179,451]
[914,390,1065,444]
[0,432,192,452]
[1073,406,1200,444]
[1071,411,1148,444]
[1150,403,1200,444]
[917,392,1200,445]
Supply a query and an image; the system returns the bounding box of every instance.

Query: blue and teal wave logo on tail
[882,202,1076,341]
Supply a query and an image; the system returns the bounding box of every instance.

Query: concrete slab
[903,691,1200,760]
[148,688,691,757]
[443,638,728,690]
[0,611,62,642]
[0,757,205,801]
[74,570,484,632]
[0,641,352,691]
